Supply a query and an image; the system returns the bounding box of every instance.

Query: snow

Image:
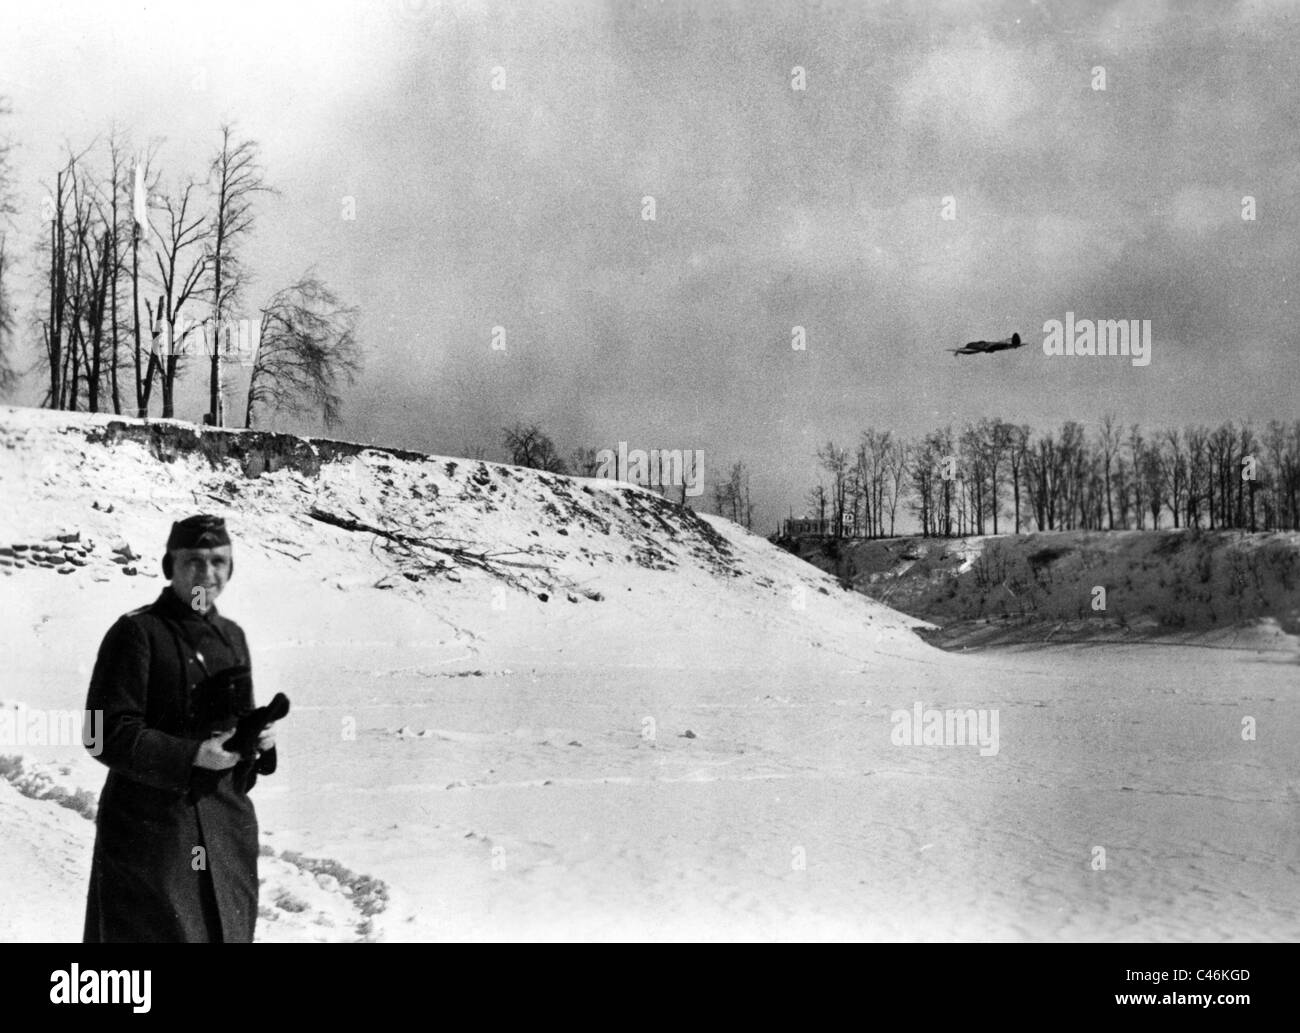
[1,405,1298,941]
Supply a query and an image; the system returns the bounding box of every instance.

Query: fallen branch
[306,507,550,578]
[263,544,308,561]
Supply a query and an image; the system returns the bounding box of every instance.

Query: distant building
[780,516,851,538]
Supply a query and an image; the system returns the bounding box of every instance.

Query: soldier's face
[170,545,232,613]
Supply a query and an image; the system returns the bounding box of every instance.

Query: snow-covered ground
[1,406,1297,941]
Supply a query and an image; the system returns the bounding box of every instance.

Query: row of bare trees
[712,461,754,528]
[0,106,361,429]
[810,432,910,538]
[808,416,1300,538]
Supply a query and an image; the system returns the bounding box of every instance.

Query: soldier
[82,515,278,943]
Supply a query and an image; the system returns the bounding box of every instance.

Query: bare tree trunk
[132,224,144,415]
[48,170,66,407]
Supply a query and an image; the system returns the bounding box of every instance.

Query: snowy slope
[0,405,929,941]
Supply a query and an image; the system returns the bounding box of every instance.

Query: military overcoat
[83,588,276,943]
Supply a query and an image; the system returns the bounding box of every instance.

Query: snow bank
[0,405,928,941]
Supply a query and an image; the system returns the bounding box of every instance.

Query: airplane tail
[1011,332,1021,347]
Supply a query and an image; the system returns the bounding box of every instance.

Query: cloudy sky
[1,0,1297,531]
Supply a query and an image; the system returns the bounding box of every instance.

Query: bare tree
[806,483,828,530]
[721,460,754,529]
[35,142,116,412]
[207,124,272,425]
[40,154,75,407]
[853,437,873,537]
[1142,445,1165,529]
[982,418,1014,534]
[1237,422,1259,531]
[569,447,602,476]
[151,177,210,417]
[129,141,163,416]
[817,442,849,539]
[100,130,130,414]
[1161,427,1186,528]
[1127,425,1146,529]
[245,272,360,429]
[885,438,908,536]
[1008,423,1030,533]
[908,436,939,536]
[501,422,566,472]
[1098,412,1122,529]
[1185,424,1209,528]
[66,158,117,412]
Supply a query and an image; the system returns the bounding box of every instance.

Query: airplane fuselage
[950,332,1023,356]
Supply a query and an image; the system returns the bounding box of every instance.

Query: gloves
[225,692,290,759]
[192,664,290,758]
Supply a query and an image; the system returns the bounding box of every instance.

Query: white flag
[132,163,148,234]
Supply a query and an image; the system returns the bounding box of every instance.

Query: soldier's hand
[194,729,241,770]
[257,722,276,754]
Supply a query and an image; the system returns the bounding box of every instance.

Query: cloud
[896,32,1043,141]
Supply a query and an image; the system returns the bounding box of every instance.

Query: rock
[0,557,12,567]
[122,566,137,576]
[679,729,697,739]
[315,873,340,894]
[0,546,13,557]
[58,565,75,574]
[69,557,88,567]
[56,531,80,543]
[10,543,28,552]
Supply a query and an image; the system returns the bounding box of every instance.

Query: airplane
[949,332,1025,356]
